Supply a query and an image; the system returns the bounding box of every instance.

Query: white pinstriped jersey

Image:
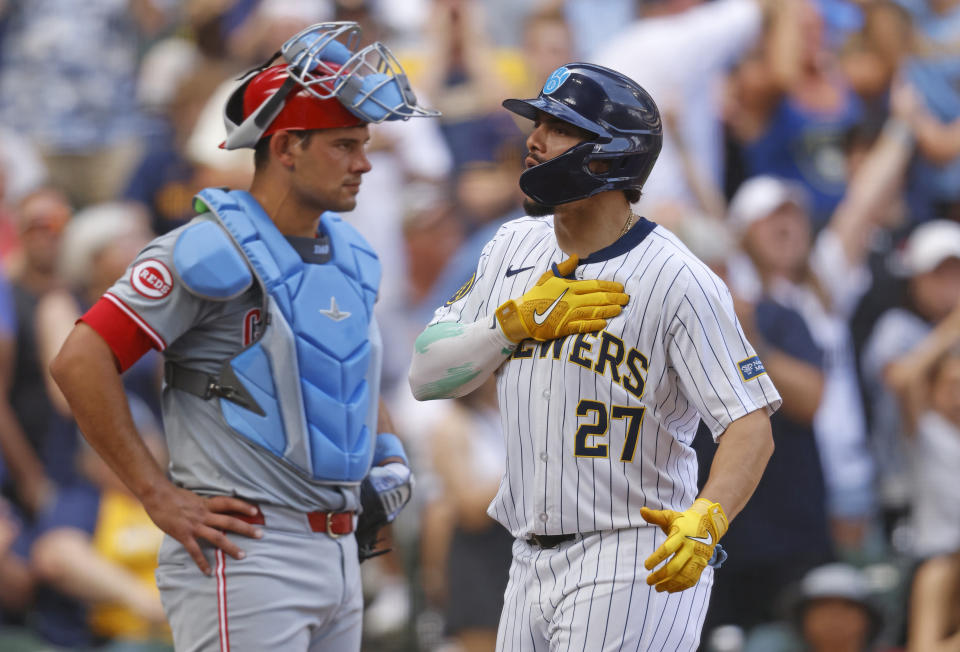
[430,215,781,539]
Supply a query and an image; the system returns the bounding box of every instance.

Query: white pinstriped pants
[496,528,714,652]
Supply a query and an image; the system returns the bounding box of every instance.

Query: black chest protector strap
[164,361,265,416]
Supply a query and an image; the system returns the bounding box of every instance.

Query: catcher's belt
[233,504,356,537]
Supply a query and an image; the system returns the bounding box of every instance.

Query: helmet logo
[543,67,571,95]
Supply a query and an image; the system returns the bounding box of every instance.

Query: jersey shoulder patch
[737,355,767,381]
[445,272,476,306]
[173,220,253,300]
[129,259,175,300]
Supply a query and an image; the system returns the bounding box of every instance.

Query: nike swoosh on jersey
[506,265,535,277]
[685,531,713,546]
[533,289,567,325]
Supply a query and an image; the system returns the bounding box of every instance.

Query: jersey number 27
[574,400,646,462]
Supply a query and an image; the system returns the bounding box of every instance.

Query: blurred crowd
[0,0,958,651]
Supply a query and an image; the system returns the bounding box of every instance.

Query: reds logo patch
[130,260,173,299]
[242,308,263,346]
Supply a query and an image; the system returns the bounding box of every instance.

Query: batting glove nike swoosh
[495,255,630,343]
[640,498,729,593]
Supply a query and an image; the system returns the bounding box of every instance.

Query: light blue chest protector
[173,188,381,483]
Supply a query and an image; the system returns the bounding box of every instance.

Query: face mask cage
[333,41,441,123]
[281,22,362,100]
[223,22,440,149]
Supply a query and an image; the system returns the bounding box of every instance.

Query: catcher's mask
[222,22,439,150]
[502,62,662,206]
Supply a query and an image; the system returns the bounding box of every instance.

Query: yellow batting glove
[495,255,629,343]
[640,498,729,593]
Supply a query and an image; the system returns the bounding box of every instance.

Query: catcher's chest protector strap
[191,188,381,483]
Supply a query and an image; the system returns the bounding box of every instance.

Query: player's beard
[523,197,555,217]
[521,152,555,216]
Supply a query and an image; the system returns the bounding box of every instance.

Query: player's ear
[270,131,302,169]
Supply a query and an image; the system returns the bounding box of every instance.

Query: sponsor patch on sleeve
[445,272,476,306]
[738,355,766,381]
[130,259,174,300]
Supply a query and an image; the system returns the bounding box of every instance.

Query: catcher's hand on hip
[495,255,629,343]
[640,498,728,593]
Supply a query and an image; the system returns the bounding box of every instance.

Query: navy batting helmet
[503,63,662,206]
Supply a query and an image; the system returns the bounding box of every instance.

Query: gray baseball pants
[155,504,362,652]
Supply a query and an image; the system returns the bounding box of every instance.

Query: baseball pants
[156,504,362,652]
[496,528,714,652]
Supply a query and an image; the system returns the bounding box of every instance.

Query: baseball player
[409,63,781,650]
[51,23,436,651]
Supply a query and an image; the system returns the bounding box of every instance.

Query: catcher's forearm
[50,324,170,503]
[700,409,774,521]
[409,318,515,400]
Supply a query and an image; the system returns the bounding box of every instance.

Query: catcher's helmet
[224,63,365,146]
[503,63,662,205]
[222,22,439,150]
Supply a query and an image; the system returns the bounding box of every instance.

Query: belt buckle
[325,512,342,539]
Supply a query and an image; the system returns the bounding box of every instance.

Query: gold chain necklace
[618,212,635,239]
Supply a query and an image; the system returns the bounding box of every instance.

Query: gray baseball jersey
[99,213,378,652]
[429,215,781,650]
[104,218,361,513]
